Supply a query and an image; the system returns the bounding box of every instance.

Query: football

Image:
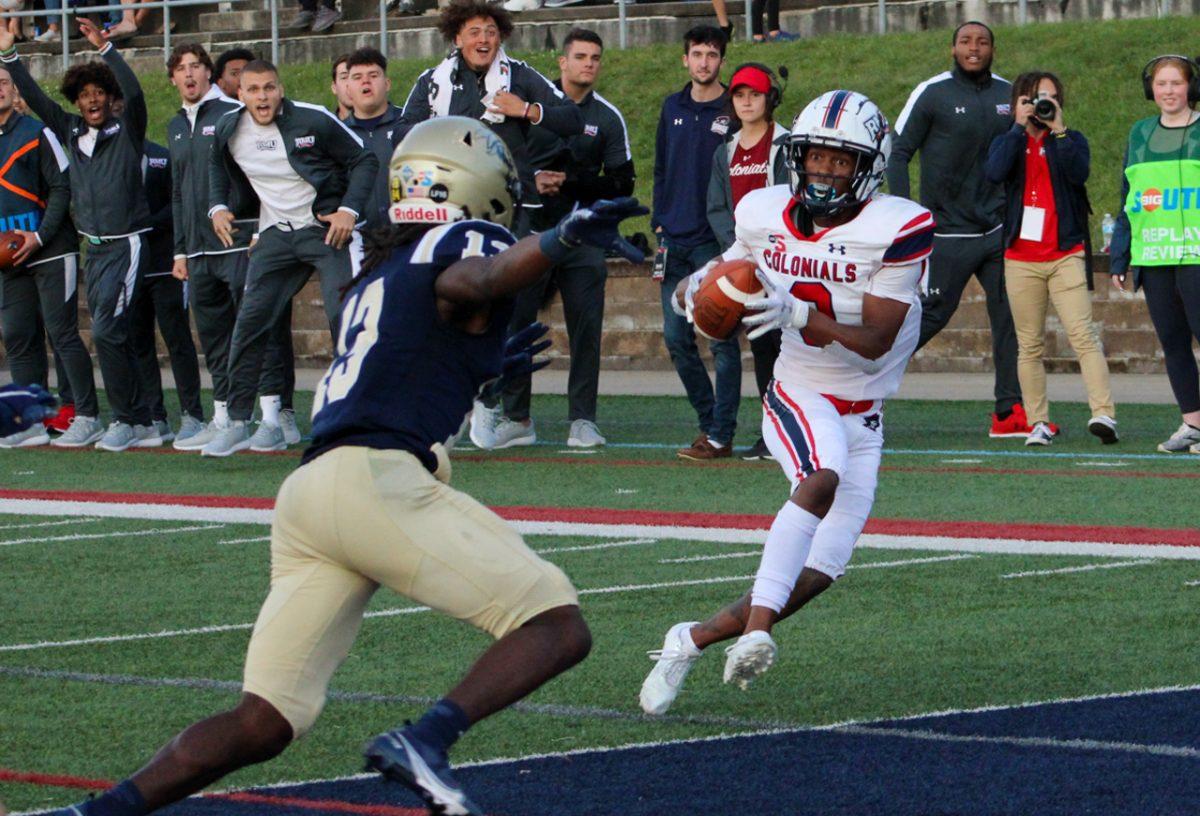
[692,259,763,341]
[0,231,26,269]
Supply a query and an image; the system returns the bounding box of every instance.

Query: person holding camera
[1111,55,1200,453]
[985,71,1115,447]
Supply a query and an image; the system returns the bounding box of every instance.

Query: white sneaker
[279,409,302,445]
[0,425,51,448]
[723,630,777,690]
[544,0,584,6]
[249,421,286,452]
[567,419,606,448]
[469,400,500,449]
[134,424,164,448]
[33,28,60,42]
[175,418,222,451]
[492,417,536,449]
[95,422,138,452]
[173,415,206,449]
[639,621,701,715]
[1157,423,1200,453]
[1025,421,1055,447]
[502,0,541,10]
[50,415,104,448]
[1087,415,1118,445]
[201,420,251,457]
[153,419,175,443]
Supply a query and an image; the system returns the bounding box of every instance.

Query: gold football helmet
[388,116,521,228]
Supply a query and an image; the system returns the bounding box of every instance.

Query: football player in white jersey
[640,90,935,713]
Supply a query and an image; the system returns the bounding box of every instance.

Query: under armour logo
[955,106,966,114]
[673,118,684,126]
[828,243,846,255]
[863,413,881,432]
[173,133,182,140]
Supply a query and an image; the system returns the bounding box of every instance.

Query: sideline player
[50,117,646,816]
[640,91,934,711]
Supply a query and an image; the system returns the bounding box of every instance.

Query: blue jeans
[659,237,741,445]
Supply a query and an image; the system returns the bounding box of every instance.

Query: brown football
[0,230,26,269]
[692,259,763,341]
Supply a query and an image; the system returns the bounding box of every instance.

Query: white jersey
[724,185,935,400]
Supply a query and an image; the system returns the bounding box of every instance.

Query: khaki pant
[242,446,578,737]
[1004,253,1115,424]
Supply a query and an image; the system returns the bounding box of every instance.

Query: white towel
[429,47,513,122]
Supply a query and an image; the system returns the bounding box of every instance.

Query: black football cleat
[365,728,482,816]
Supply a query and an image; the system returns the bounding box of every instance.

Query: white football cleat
[723,630,777,690]
[640,621,701,715]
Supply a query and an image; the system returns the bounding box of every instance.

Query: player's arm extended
[436,233,556,306]
[802,293,910,361]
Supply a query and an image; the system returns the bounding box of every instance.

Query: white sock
[213,400,229,425]
[260,395,281,426]
[751,501,821,612]
[707,437,726,449]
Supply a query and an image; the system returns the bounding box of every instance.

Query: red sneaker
[45,402,74,433]
[989,403,1033,438]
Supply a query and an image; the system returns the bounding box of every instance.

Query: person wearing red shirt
[985,72,1115,446]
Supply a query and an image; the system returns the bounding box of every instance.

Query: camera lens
[1033,98,1056,119]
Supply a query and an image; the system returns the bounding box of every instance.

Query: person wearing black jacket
[1,21,157,452]
[341,47,403,231]
[0,65,96,449]
[204,59,378,457]
[888,21,1028,438]
[478,28,634,450]
[165,43,296,453]
[984,71,1114,447]
[128,135,205,446]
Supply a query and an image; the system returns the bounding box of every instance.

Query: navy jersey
[304,219,517,471]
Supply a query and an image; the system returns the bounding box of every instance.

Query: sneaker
[386,0,417,11]
[50,415,104,448]
[492,417,536,449]
[740,437,771,461]
[134,424,164,448]
[640,621,702,715]
[364,728,483,816]
[175,418,222,451]
[200,420,251,457]
[287,8,314,28]
[723,630,777,690]
[249,421,286,452]
[94,422,138,452]
[45,402,74,433]
[33,27,60,42]
[279,409,302,445]
[0,425,51,448]
[545,0,584,6]
[677,434,732,461]
[1025,421,1056,447]
[767,30,798,41]
[502,0,541,10]
[1157,423,1200,453]
[1087,415,1119,445]
[469,400,500,449]
[989,403,1032,438]
[153,419,175,443]
[567,419,606,448]
[173,415,205,449]
[311,5,341,31]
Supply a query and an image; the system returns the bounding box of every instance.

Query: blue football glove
[543,196,650,263]
[480,322,553,401]
[0,383,57,437]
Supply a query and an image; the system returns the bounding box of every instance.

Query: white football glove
[742,269,811,340]
[671,266,709,321]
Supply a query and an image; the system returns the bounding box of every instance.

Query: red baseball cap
[729,65,772,95]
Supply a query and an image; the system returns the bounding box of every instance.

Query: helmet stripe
[821,90,850,129]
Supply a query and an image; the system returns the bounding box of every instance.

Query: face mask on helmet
[787,143,867,216]
[387,116,521,228]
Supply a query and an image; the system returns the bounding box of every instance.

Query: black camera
[1033,98,1057,120]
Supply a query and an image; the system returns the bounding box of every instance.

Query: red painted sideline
[0,768,112,790]
[2,487,1196,547]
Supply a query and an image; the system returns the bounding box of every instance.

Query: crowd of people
[1,3,1199,459]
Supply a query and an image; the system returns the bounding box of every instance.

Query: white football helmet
[786,90,891,215]
[388,116,521,228]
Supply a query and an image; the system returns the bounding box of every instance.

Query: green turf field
[1,393,1198,813]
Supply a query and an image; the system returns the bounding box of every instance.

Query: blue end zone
[161,688,1200,816]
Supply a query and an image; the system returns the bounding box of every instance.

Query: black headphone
[730,62,786,113]
[1141,54,1200,103]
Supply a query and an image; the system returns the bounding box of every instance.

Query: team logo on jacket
[103,124,120,136]
[202,125,216,136]
[711,115,730,136]
[996,104,1011,116]
[149,157,167,168]
[584,124,598,137]
[294,135,315,149]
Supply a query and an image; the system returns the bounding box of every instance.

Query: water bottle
[1101,213,1115,254]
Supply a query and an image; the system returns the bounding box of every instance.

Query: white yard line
[0,524,225,547]
[833,724,1200,759]
[535,537,657,554]
[0,516,100,531]
[218,536,271,545]
[658,553,977,569]
[1001,559,1156,579]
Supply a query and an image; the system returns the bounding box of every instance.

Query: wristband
[0,46,16,58]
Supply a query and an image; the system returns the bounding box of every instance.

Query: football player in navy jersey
[51,117,646,816]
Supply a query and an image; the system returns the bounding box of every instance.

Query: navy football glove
[0,383,57,437]
[542,197,650,263]
[480,322,553,401]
